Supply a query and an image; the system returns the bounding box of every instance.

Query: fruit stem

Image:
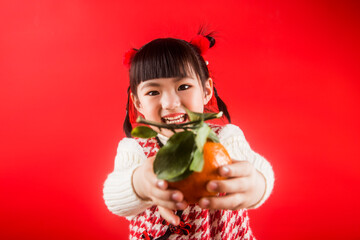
[136,111,223,131]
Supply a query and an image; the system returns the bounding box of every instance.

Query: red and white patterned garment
[129,125,255,240]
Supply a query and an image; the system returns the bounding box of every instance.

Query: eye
[178,84,190,91]
[146,91,159,96]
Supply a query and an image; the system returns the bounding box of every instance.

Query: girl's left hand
[198,160,266,210]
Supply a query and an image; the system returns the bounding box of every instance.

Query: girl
[103,33,274,240]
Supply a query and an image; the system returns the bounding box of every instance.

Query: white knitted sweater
[103,124,274,219]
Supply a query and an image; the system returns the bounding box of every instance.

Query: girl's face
[132,74,213,137]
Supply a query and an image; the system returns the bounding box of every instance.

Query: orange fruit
[168,141,232,204]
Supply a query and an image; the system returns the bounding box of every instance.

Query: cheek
[182,89,205,109]
[141,96,157,107]
[138,97,159,116]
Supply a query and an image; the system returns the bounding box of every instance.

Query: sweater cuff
[103,164,153,217]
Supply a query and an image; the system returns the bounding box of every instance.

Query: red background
[1,1,359,239]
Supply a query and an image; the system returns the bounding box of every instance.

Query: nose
[161,91,181,110]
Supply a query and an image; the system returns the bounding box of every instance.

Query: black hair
[123,33,230,137]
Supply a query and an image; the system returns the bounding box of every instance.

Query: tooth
[163,114,186,124]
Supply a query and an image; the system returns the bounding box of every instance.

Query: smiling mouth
[161,114,188,124]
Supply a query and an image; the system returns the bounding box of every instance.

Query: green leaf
[189,148,204,172]
[153,131,195,181]
[167,168,193,182]
[185,108,223,122]
[185,108,203,122]
[131,126,158,138]
[195,123,211,151]
[203,111,223,121]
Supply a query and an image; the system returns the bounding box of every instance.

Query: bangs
[130,38,206,94]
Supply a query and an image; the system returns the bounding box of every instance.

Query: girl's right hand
[132,156,188,225]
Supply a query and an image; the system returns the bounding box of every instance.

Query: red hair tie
[190,35,211,55]
[128,89,145,127]
[123,48,138,69]
[124,48,142,128]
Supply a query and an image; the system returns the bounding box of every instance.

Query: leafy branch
[131,109,223,181]
[135,111,223,132]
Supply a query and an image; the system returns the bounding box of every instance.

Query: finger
[219,160,254,178]
[151,184,185,203]
[158,206,180,226]
[155,198,188,211]
[150,185,188,210]
[155,181,188,202]
[207,177,250,193]
[198,193,247,210]
[156,180,168,190]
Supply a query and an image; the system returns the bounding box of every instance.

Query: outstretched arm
[103,138,153,217]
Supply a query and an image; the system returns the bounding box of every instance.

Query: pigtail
[193,28,231,124]
[197,25,216,47]
[190,28,216,56]
[123,87,133,137]
[198,29,230,123]
[213,87,231,123]
[204,33,216,48]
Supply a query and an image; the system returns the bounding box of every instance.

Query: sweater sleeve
[103,138,153,218]
[218,124,275,208]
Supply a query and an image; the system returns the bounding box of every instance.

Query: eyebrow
[140,82,160,91]
[173,77,187,83]
[140,77,190,91]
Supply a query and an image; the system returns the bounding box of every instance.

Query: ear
[203,78,214,105]
[130,92,144,115]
